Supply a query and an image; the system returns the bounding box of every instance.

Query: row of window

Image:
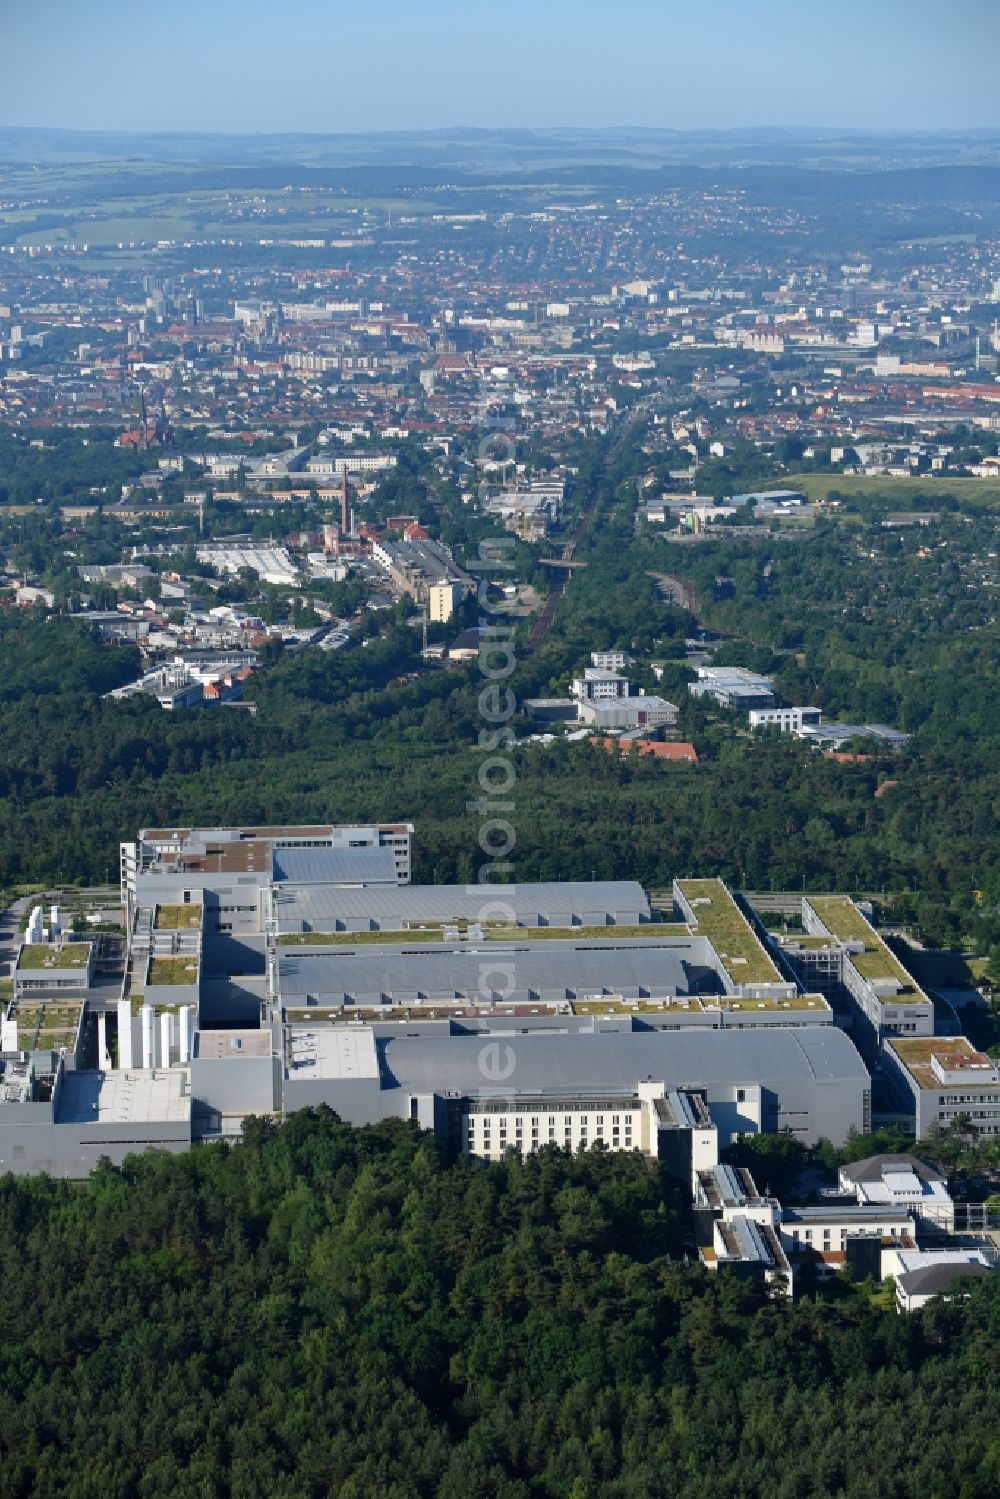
[789,1224,904,1243]
[472,1113,633,1129]
[473,1134,635,1157]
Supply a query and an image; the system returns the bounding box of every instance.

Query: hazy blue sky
[3,0,998,135]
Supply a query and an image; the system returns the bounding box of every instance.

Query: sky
[2,0,998,136]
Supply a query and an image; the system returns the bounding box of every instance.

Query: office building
[750,706,822,733]
[689,666,776,711]
[884,1036,1000,1138]
[571,668,630,702]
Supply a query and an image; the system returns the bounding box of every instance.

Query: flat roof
[154,904,203,930]
[57,1068,191,1125]
[17,942,91,971]
[147,956,199,986]
[889,1035,999,1090]
[272,845,398,886]
[376,1026,869,1098]
[180,841,271,875]
[277,879,651,932]
[286,1027,379,1081]
[194,1030,273,1059]
[675,878,783,986]
[278,935,722,1004]
[805,895,929,1003]
[782,1205,914,1223]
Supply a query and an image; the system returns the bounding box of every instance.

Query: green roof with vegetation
[279,921,681,948]
[675,879,783,986]
[154,904,202,930]
[17,943,90,971]
[806,895,928,1002]
[11,1002,82,1051]
[147,956,199,986]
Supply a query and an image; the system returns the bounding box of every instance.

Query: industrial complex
[0,822,996,1295]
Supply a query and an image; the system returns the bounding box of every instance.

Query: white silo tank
[141,1004,156,1069]
[97,1010,110,1070]
[117,999,134,1068]
[49,905,60,941]
[160,1011,173,1068]
[178,1005,193,1064]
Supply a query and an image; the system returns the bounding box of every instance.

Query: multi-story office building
[590,650,631,673]
[749,706,822,732]
[121,822,415,912]
[570,668,631,702]
[885,1036,1000,1137]
[688,666,776,711]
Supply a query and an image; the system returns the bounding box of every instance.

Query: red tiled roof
[599,738,697,763]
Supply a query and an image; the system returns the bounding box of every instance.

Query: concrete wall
[0,1114,190,1177]
[281,1075,396,1125]
[191,1054,279,1117]
[199,977,266,1028]
[202,934,266,978]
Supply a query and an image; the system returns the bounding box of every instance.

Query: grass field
[785,472,1000,510]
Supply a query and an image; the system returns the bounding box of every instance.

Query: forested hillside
[2,490,1000,956]
[2,1112,999,1499]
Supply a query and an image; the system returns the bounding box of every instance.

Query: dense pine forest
[2,1111,999,1499]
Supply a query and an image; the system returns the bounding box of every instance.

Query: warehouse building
[688,666,776,711]
[271,879,652,935]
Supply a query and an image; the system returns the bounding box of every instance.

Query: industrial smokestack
[341,468,349,534]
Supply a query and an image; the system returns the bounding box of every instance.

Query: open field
[785,472,1000,510]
